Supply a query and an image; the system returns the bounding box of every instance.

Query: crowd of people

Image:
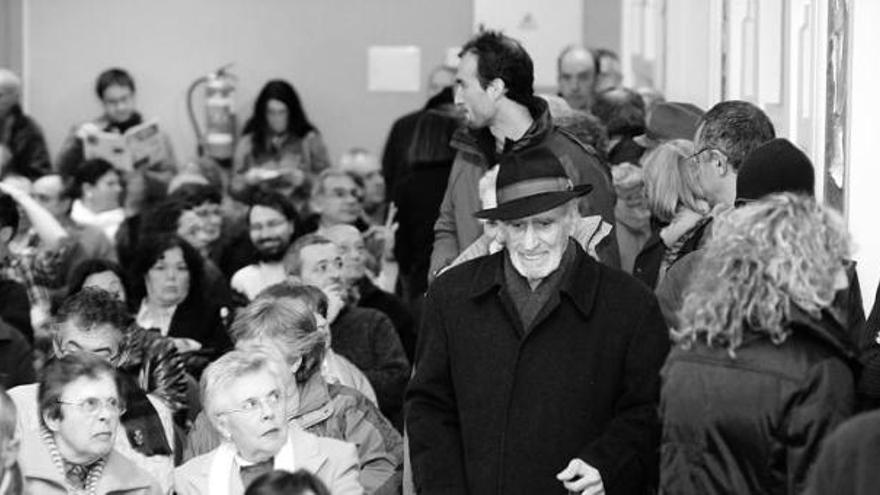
[0,27,877,495]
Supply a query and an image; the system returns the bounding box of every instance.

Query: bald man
[31,174,116,263]
[0,69,50,181]
[557,46,597,111]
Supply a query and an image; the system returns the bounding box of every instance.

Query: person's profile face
[454,53,496,129]
[86,170,123,212]
[101,84,136,124]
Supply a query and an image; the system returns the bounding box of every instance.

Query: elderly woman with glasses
[174,348,362,495]
[17,352,162,494]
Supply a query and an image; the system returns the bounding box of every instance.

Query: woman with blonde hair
[659,193,857,495]
[625,139,709,287]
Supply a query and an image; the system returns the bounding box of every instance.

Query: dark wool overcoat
[406,245,670,494]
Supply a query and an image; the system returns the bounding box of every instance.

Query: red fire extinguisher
[187,64,237,161]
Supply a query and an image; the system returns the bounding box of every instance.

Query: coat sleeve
[428,155,464,282]
[405,284,469,493]
[329,441,366,495]
[341,396,403,494]
[783,357,855,494]
[365,313,410,423]
[577,295,670,492]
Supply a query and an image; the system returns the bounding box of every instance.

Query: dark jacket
[804,409,880,495]
[356,276,417,362]
[407,245,670,494]
[0,318,34,389]
[0,277,32,343]
[393,159,453,297]
[331,305,410,429]
[166,299,232,378]
[659,309,858,495]
[429,97,618,278]
[0,104,51,179]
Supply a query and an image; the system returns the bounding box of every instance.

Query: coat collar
[468,240,601,321]
[450,97,553,161]
[19,425,155,493]
[788,305,858,362]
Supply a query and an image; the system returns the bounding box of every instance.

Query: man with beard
[231,191,298,301]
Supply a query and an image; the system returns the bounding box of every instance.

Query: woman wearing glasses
[174,348,362,495]
[18,352,162,494]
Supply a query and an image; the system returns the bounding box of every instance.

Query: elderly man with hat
[406,146,669,495]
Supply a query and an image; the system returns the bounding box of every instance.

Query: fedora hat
[473,146,592,221]
[633,102,704,148]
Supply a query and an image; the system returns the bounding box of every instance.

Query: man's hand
[556,458,604,495]
[322,283,346,324]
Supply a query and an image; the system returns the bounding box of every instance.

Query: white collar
[208,436,295,495]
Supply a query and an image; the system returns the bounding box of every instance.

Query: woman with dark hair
[130,234,231,371]
[660,194,857,494]
[69,158,125,241]
[66,258,128,302]
[232,80,330,207]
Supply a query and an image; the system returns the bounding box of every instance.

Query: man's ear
[487,78,506,100]
[214,414,232,441]
[0,226,12,244]
[289,356,303,377]
[43,410,61,434]
[714,151,732,177]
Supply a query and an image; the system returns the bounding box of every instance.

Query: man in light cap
[407,145,669,494]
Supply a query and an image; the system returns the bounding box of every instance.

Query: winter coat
[0,104,51,180]
[407,244,670,494]
[184,378,403,495]
[429,97,618,278]
[659,308,858,495]
[804,409,880,495]
[19,424,162,495]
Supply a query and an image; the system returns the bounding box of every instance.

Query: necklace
[39,426,106,495]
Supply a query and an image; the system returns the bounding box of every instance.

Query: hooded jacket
[660,307,859,495]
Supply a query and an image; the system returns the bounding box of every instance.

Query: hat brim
[473,184,593,221]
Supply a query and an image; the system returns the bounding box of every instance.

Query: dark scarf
[116,370,173,456]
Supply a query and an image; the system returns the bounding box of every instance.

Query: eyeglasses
[688,147,727,165]
[219,390,283,416]
[57,397,126,416]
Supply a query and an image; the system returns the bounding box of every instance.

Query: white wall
[848,0,880,310]
[22,0,472,165]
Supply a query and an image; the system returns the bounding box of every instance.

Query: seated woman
[174,348,362,495]
[231,80,330,209]
[130,234,231,374]
[660,193,858,494]
[69,158,126,242]
[18,352,162,494]
[183,295,403,495]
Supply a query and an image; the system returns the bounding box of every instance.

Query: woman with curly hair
[659,193,858,495]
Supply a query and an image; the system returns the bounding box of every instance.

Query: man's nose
[522,225,539,249]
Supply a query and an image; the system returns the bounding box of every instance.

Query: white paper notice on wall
[367,46,421,92]
[474,0,582,88]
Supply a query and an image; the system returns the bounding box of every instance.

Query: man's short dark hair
[248,190,299,224]
[0,192,19,233]
[459,30,534,107]
[95,68,135,99]
[696,100,776,171]
[38,352,119,426]
[591,87,646,138]
[283,234,334,277]
[55,287,132,334]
